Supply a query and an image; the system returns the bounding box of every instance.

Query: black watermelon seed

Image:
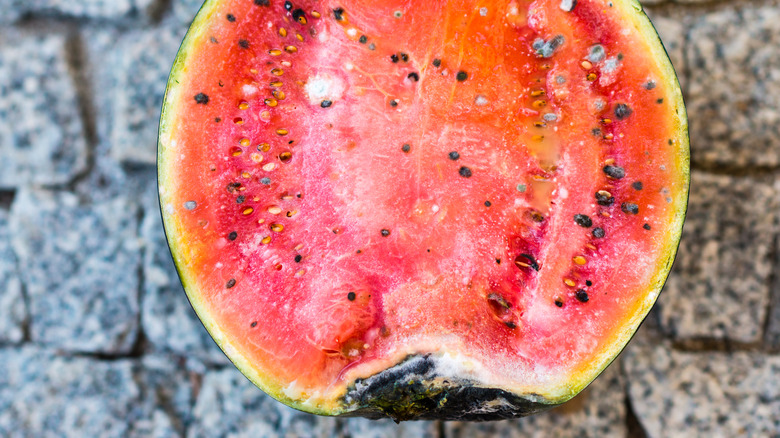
[632,181,643,190]
[586,280,593,286]
[459,166,472,178]
[456,71,468,82]
[603,165,625,179]
[359,35,367,44]
[400,53,409,62]
[554,300,563,308]
[621,202,639,215]
[381,229,390,237]
[407,72,420,82]
[284,1,292,10]
[643,223,652,230]
[226,278,237,289]
[333,7,345,21]
[390,53,399,63]
[347,291,356,301]
[250,321,258,327]
[292,8,306,23]
[294,254,302,263]
[574,214,592,228]
[595,191,615,206]
[236,195,246,204]
[575,289,589,302]
[321,100,332,108]
[401,143,411,153]
[432,58,441,67]
[194,93,209,104]
[615,103,633,120]
[448,151,460,160]
[260,177,271,185]
[228,231,238,241]
[227,182,241,192]
[484,201,491,207]
[505,321,517,329]
[592,227,605,238]
[515,253,540,271]
[238,39,250,49]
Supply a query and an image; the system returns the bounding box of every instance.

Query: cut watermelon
[159,0,688,420]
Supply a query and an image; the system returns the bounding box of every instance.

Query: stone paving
[0,0,778,436]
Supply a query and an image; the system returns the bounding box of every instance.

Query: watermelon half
[159,0,688,420]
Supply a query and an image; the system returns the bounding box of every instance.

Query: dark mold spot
[575,289,589,303]
[592,227,605,238]
[595,190,614,206]
[228,231,238,241]
[614,103,632,120]
[603,165,625,179]
[194,93,209,104]
[456,71,468,82]
[321,100,333,108]
[448,151,460,160]
[226,278,237,289]
[238,39,250,49]
[632,181,643,190]
[458,166,472,178]
[621,202,639,215]
[574,214,592,228]
[535,35,565,58]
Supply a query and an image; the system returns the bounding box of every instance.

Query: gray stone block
[129,355,194,437]
[339,418,439,438]
[0,0,156,22]
[644,10,687,90]
[657,172,777,345]
[171,0,207,26]
[87,24,187,165]
[445,363,626,438]
[140,177,230,365]
[0,210,25,345]
[188,367,339,437]
[0,29,87,189]
[624,339,780,437]
[9,189,141,354]
[686,4,780,167]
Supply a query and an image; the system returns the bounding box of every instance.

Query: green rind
[158,0,689,419]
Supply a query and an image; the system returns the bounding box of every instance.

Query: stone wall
[0,0,778,436]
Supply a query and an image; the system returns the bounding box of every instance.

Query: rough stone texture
[0,347,191,438]
[445,363,627,438]
[0,29,88,189]
[171,0,206,25]
[9,189,141,354]
[340,418,440,438]
[141,177,230,366]
[658,172,777,345]
[0,210,25,345]
[625,337,780,437]
[88,24,187,165]
[644,9,687,90]
[687,3,780,168]
[0,0,156,22]
[189,367,340,437]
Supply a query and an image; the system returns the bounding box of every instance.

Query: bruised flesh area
[159,0,688,418]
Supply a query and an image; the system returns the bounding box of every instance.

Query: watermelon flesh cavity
[159,0,688,420]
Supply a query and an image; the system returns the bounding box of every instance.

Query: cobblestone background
[0,0,778,436]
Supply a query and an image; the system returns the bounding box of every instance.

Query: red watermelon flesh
[159,0,688,420]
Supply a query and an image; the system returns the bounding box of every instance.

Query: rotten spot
[514,253,540,271]
[459,166,473,178]
[574,214,592,228]
[615,103,633,120]
[184,201,197,210]
[603,165,625,179]
[534,35,565,58]
[194,93,209,104]
[575,289,589,303]
[621,202,639,215]
[260,177,271,185]
[596,190,615,206]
